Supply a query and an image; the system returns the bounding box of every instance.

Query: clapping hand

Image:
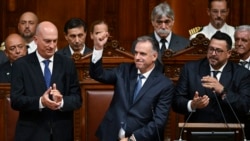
[41,83,63,110]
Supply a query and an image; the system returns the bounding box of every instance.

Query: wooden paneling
[36,0,86,49]
[1,0,250,51]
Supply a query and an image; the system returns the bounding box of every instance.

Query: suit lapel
[30,53,47,89]
[132,68,158,104]
[50,54,61,85]
[199,59,214,96]
[220,62,232,88]
[129,66,139,105]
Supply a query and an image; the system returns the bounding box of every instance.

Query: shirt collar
[36,51,54,63]
[154,31,172,43]
[69,45,85,55]
[137,65,155,79]
[239,56,250,63]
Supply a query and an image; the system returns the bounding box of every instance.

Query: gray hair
[235,25,250,33]
[151,2,174,21]
[132,36,158,53]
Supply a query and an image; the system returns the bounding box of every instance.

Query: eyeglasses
[156,19,173,25]
[207,47,227,55]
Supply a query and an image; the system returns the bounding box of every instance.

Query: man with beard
[190,0,235,45]
[18,11,39,53]
[57,18,92,57]
[132,2,189,72]
[234,25,250,140]
[172,31,250,132]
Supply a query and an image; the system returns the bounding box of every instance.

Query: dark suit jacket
[150,32,190,72]
[0,61,11,82]
[172,58,250,123]
[10,52,82,141]
[0,50,8,65]
[150,32,190,53]
[90,59,174,141]
[57,45,92,57]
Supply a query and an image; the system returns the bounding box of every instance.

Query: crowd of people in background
[0,0,250,141]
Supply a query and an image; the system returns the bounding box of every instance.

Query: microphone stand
[173,112,193,141]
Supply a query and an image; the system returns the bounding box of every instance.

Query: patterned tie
[239,61,248,68]
[212,71,220,80]
[43,60,51,88]
[133,74,144,102]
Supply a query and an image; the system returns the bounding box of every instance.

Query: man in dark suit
[0,50,8,65]
[0,33,27,82]
[234,25,250,139]
[57,18,92,57]
[89,20,174,141]
[150,2,189,53]
[10,21,82,141]
[132,2,190,72]
[172,31,250,124]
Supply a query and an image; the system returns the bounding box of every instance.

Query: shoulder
[171,33,189,43]
[230,62,250,76]
[57,46,70,53]
[54,53,73,63]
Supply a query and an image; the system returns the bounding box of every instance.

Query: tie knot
[212,71,220,78]
[138,74,145,79]
[160,38,167,43]
[239,61,248,66]
[43,60,51,66]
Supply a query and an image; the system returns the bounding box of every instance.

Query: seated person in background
[132,2,189,72]
[0,50,8,65]
[0,33,27,82]
[234,25,250,70]
[150,2,190,53]
[234,24,250,140]
[172,31,250,124]
[18,11,39,53]
[89,20,174,141]
[57,18,92,57]
[189,0,235,44]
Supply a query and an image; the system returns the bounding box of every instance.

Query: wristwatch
[220,87,227,95]
[220,87,227,100]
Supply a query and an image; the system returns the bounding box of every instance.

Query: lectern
[177,123,244,141]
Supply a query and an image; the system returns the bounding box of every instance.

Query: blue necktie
[133,74,144,102]
[43,60,51,88]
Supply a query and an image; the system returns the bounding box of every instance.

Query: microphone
[173,111,193,141]
[224,95,248,141]
[151,106,161,141]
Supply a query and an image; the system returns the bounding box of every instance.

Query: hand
[92,31,109,50]
[41,84,62,110]
[191,91,209,110]
[50,83,63,103]
[119,137,128,141]
[201,75,224,94]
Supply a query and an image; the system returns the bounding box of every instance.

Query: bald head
[5,33,27,62]
[34,21,58,59]
[18,11,38,43]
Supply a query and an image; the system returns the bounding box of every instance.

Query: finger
[52,83,56,90]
